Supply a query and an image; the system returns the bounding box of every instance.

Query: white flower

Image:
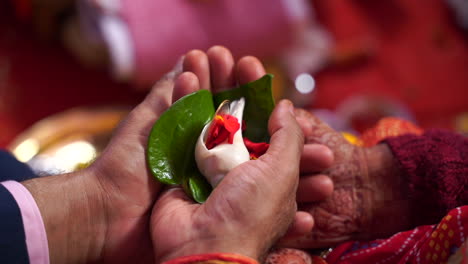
[195,98,250,187]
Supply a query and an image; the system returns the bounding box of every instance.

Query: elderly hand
[279,109,411,248]
[21,53,188,263]
[150,47,306,262]
[151,99,303,262]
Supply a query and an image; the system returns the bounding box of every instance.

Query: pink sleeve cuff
[1,181,49,264]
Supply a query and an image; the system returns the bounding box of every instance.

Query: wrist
[363,143,412,237]
[22,167,108,263]
[158,237,263,263]
[161,253,259,264]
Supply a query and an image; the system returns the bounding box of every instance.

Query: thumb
[117,57,184,138]
[264,100,304,176]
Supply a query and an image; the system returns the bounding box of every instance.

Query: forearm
[385,129,468,224]
[363,143,413,237]
[22,169,106,264]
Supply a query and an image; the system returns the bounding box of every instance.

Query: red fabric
[385,129,468,226]
[312,0,468,130]
[0,5,143,148]
[326,206,468,264]
[2,0,468,148]
[360,117,423,147]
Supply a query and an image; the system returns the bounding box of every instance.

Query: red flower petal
[223,114,241,133]
[243,138,270,159]
[205,114,241,149]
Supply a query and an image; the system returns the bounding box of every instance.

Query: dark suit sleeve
[0,150,36,263]
[0,150,35,182]
[0,185,29,264]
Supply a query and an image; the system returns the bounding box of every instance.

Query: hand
[150,47,305,262]
[295,115,335,202]
[276,112,335,242]
[279,109,411,248]
[21,52,188,263]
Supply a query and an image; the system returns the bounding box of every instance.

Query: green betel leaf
[213,74,275,142]
[186,172,212,203]
[147,90,215,185]
[147,74,275,203]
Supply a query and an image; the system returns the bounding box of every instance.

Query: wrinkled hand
[279,109,411,248]
[150,47,305,262]
[78,58,188,262]
[151,100,303,262]
[22,54,185,263]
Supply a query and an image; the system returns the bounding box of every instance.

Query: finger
[143,59,183,112]
[295,108,335,141]
[300,144,334,173]
[122,59,182,136]
[297,174,334,202]
[207,46,235,92]
[152,187,194,217]
[280,211,314,239]
[265,100,304,170]
[183,50,210,91]
[172,72,200,103]
[236,56,266,84]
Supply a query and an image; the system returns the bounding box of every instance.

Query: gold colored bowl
[8,107,129,175]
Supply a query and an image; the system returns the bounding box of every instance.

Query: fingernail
[280,99,295,116]
[173,55,185,72]
[163,55,185,81]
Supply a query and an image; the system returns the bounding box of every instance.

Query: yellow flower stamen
[214,115,224,121]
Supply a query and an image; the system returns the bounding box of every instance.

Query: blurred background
[1,0,467,174]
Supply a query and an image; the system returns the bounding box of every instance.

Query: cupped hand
[150,47,305,262]
[89,46,265,263]
[151,99,303,262]
[22,52,188,263]
[85,47,254,263]
[87,59,186,263]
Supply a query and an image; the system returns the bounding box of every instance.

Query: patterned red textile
[385,130,468,226]
[326,206,468,264]
[266,248,327,264]
[360,117,423,147]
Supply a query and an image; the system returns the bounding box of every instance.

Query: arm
[283,111,467,248]
[2,46,310,264]
[0,183,30,264]
[385,129,468,225]
[21,171,105,263]
[0,150,40,263]
[2,53,184,264]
